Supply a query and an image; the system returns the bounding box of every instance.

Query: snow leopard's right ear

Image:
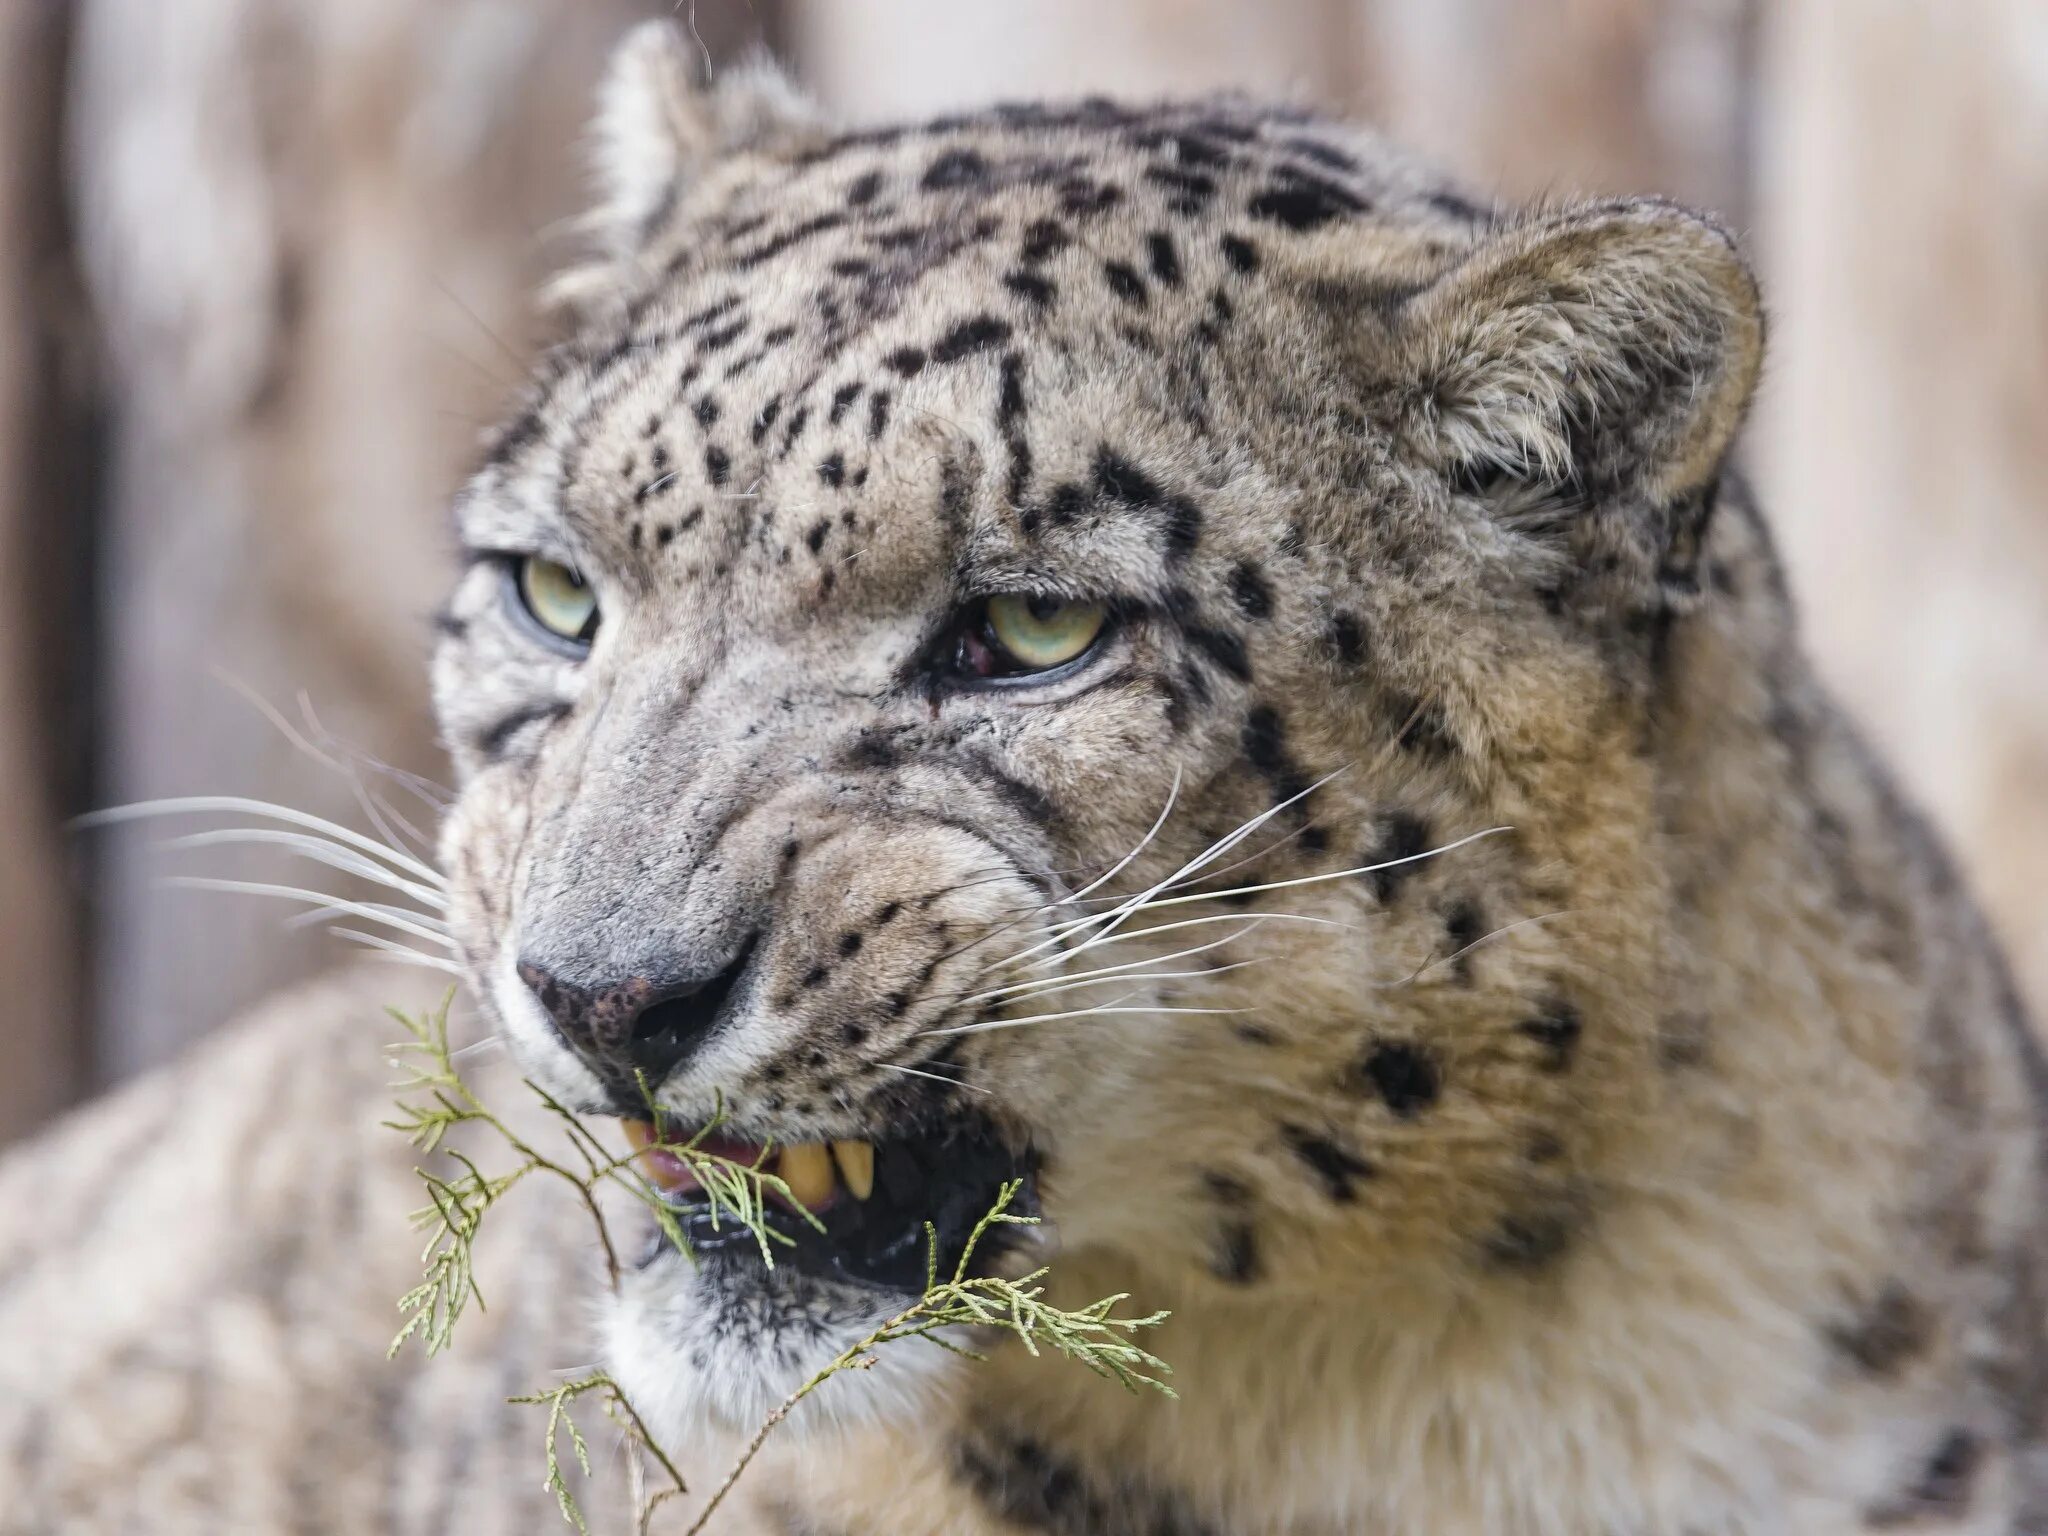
[552,23,822,308]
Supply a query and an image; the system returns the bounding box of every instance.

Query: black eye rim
[933,593,1119,691]
[501,554,601,656]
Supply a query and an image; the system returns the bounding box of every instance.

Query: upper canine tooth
[832,1139,875,1201]
[777,1142,837,1210]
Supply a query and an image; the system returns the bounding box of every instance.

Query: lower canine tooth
[777,1142,837,1210]
[832,1139,875,1200]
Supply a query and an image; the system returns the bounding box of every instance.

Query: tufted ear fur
[553,24,821,307]
[1390,200,1764,593]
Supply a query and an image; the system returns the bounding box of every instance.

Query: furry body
[5,27,2045,1535]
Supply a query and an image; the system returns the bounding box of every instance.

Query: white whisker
[1063,765,1182,905]
[328,926,467,975]
[78,796,444,886]
[1387,909,1574,987]
[1038,824,1511,949]
[157,828,449,909]
[879,1062,989,1095]
[163,876,458,949]
[983,767,1349,978]
[960,924,1268,1005]
[963,958,1268,1009]
[1025,910,1358,967]
[921,996,1253,1038]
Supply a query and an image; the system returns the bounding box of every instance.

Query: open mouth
[623,1114,1038,1294]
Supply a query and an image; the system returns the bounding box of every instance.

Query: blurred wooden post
[1756,0,2048,1014]
[0,2,94,1143]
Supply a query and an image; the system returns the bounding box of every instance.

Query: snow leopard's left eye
[513,556,600,647]
[944,594,1109,684]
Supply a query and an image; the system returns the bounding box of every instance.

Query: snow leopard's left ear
[553,23,821,306]
[1382,199,1764,594]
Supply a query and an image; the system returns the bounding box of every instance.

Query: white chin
[603,1246,961,1447]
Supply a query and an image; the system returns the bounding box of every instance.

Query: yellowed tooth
[777,1142,838,1210]
[832,1139,875,1201]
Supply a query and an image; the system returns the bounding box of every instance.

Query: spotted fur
[4,23,2044,1535]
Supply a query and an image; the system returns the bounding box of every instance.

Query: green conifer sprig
[382,992,1174,1533]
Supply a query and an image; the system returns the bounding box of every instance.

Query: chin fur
[602,1245,964,1445]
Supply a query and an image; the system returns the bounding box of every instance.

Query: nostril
[516,937,757,1096]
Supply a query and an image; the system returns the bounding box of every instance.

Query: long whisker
[163,875,458,949]
[1063,765,1183,905]
[156,828,449,910]
[1022,909,1358,967]
[1383,909,1576,989]
[78,796,445,886]
[963,958,1269,1010]
[920,996,1253,1038]
[878,1062,990,1096]
[956,924,1269,1006]
[1032,824,1511,951]
[982,767,1351,978]
[330,927,467,976]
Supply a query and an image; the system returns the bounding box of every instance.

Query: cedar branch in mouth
[622,1114,1037,1293]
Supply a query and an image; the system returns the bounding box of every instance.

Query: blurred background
[1,0,2042,1147]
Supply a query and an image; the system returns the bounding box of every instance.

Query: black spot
[1365,811,1430,902]
[1280,1124,1373,1202]
[1427,188,1489,222]
[1228,560,1273,619]
[735,211,847,269]
[1483,1211,1576,1271]
[1441,898,1484,978]
[885,347,927,377]
[1094,447,1202,559]
[818,453,846,488]
[692,396,720,427]
[865,390,893,440]
[1019,218,1070,263]
[801,965,829,990]
[840,1020,869,1045]
[1394,697,1456,757]
[1213,1219,1261,1284]
[1103,261,1148,305]
[845,170,884,206]
[1358,1042,1442,1118]
[1517,1003,1582,1072]
[996,353,1027,430]
[751,396,784,444]
[1247,173,1368,230]
[1143,165,1216,203]
[921,148,988,190]
[1828,1282,1933,1378]
[1327,611,1367,664]
[1002,269,1056,307]
[931,315,1013,363]
[1145,231,1182,287]
[1186,625,1251,682]
[828,382,862,425]
[837,931,862,957]
[704,445,730,487]
[1284,136,1359,172]
[1058,177,1123,216]
[1876,1430,1983,1523]
[805,519,831,555]
[700,318,747,352]
[875,901,902,926]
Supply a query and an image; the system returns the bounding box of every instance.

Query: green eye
[515,556,599,644]
[982,593,1107,673]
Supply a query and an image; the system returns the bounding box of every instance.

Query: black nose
[517,941,753,1097]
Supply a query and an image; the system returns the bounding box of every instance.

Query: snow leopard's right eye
[511,556,599,648]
